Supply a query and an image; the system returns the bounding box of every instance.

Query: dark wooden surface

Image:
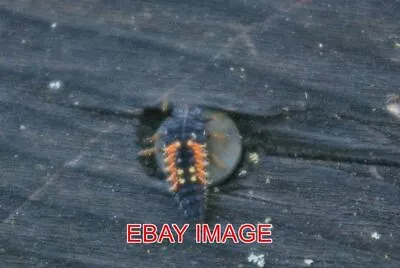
[0,0,399,267]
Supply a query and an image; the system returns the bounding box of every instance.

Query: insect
[138,104,242,222]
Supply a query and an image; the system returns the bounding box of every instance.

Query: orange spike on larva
[166,175,175,182]
[164,141,181,154]
[169,181,178,192]
[162,141,183,190]
[186,139,208,186]
[164,154,175,164]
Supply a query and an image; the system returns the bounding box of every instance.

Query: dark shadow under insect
[137,103,243,222]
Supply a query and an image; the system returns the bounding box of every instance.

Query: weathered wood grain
[0,1,399,267]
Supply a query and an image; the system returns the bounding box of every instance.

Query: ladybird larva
[141,105,242,222]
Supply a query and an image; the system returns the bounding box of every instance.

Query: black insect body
[140,106,210,222]
[160,107,210,222]
[139,104,243,222]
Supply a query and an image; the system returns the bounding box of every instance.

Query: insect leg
[138,147,156,156]
[210,153,228,169]
[208,131,228,142]
[161,91,171,113]
[143,132,161,143]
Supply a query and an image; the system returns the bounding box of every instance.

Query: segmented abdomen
[175,183,207,222]
[162,138,209,222]
[163,141,182,192]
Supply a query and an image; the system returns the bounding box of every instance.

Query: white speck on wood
[249,152,259,164]
[247,252,265,268]
[304,259,314,266]
[238,169,247,177]
[371,232,381,240]
[48,80,62,91]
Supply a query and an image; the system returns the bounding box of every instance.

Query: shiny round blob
[154,108,242,186]
[386,94,400,120]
